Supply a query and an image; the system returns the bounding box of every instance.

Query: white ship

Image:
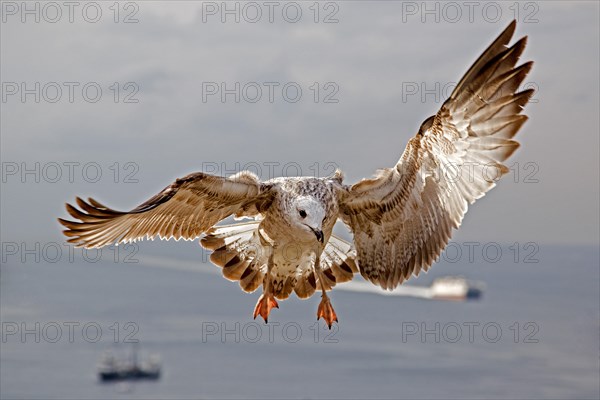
[338,276,485,301]
[429,277,484,300]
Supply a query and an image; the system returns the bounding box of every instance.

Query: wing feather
[338,21,533,289]
[59,171,274,248]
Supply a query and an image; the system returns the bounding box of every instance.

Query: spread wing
[337,20,533,289]
[59,171,275,248]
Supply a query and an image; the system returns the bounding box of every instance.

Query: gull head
[291,196,326,244]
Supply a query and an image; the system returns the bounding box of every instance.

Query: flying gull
[59,21,533,328]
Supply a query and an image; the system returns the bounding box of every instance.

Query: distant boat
[338,276,484,301]
[97,345,161,382]
[429,277,483,301]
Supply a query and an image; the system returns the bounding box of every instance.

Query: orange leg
[253,253,278,323]
[314,255,338,329]
[317,292,338,329]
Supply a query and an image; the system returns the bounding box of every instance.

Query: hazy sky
[1,1,599,247]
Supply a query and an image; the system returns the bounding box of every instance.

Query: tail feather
[294,270,317,299]
[294,235,358,298]
[222,255,251,282]
[200,221,267,293]
[202,224,359,299]
[239,262,264,293]
[272,275,296,300]
[322,235,358,283]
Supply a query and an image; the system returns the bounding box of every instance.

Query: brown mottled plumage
[59,21,533,327]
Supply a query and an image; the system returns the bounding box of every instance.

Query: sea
[1,243,598,399]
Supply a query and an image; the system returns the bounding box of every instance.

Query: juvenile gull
[59,21,533,328]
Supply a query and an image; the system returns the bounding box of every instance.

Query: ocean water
[1,243,598,399]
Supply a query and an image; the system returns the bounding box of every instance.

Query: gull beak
[311,228,324,244]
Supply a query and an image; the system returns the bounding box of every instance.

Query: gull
[59,21,533,328]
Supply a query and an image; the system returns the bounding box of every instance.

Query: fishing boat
[97,345,161,382]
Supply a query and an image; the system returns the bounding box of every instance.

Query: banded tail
[200,222,358,299]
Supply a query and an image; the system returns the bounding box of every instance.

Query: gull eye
[298,210,307,218]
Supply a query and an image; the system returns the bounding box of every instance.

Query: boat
[338,276,485,301]
[97,345,161,382]
[430,277,484,300]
